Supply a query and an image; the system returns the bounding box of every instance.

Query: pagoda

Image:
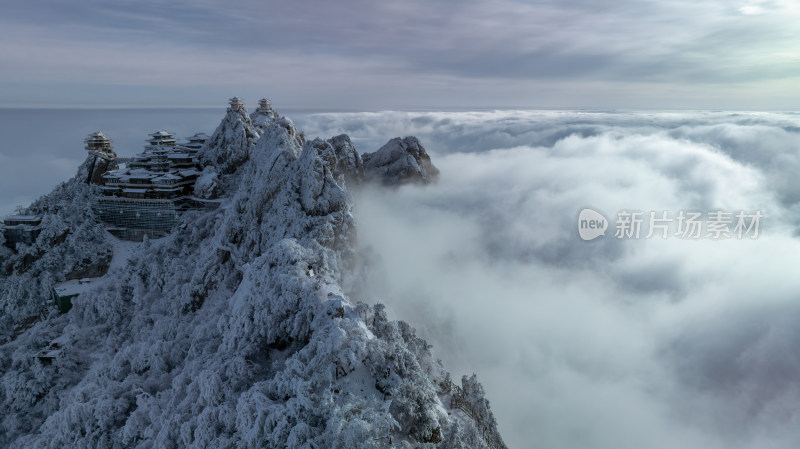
[228,96,244,112]
[250,97,279,131]
[256,98,271,112]
[102,130,200,201]
[85,131,114,157]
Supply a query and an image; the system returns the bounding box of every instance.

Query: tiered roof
[257,98,271,110]
[101,130,201,200]
[85,131,113,152]
[84,131,117,163]
[181,132,209,151]
[3,215,42,227]
[147,130,177,147]
[228,96,244,111]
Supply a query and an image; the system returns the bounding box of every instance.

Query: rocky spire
[326,134,365,187]
[362,136,439,186]
[197,97,259,174]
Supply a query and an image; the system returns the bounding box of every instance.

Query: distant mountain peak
[363,136,440,186]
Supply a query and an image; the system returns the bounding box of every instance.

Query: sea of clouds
[296,110,800,449]
[4,108,800,448]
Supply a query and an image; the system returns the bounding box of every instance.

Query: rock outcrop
[193,167,221,200]
[198,103,259,175]
[363,136,439,186]
[326,134,364,187]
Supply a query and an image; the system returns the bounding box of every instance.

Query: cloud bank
[302,110,800,448]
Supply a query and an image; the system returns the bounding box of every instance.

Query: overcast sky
[1,0,799,109]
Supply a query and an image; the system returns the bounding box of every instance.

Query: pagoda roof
[177,169,200,177]
[84,131,110,141]
[4,215,41,222]
[127,169,155,178]
[152,186,183,192]
[153,173,181,181]
[148,130,175,138]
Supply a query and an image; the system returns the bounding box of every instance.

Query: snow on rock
[198,104,259,175]
[362,136,440,186]
[274,116,306,148]
[327,134,365,187]
[0,108,506,449]
[193,167,221,199]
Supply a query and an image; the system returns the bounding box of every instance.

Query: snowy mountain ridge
[0,104,505,448]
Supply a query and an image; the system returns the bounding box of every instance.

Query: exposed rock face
[326,134,364,187]
[80,152,118,186]
[198,105,259,174]
[0,109,505,449]
[362,136,439,186]
[64,252,112,280]
[193,167,221,200]
[274,116,306,148]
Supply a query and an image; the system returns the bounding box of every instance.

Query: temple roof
[4,215,41,222]
[148,130,175,138]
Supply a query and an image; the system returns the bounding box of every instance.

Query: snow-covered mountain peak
[0,105,507,449]
[198,105,259,175]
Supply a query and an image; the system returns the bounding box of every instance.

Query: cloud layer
[315,110,800,448]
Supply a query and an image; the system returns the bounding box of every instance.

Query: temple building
[100,130,201,201]
[250,98,279,131]
[180,132,209,152]
[85,130,114,154]
[256,98,272,112]
[228,96,244,112]
[95,130,210,240]
[2,215,42,249]
[170,133,208,169]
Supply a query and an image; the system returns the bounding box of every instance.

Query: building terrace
[2,214,43,248]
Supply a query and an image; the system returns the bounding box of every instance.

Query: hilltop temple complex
[94,129,212,240]
[99,130,205,200]
[2,97,269,244]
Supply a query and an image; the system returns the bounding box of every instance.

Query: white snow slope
[0,106,506,449]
